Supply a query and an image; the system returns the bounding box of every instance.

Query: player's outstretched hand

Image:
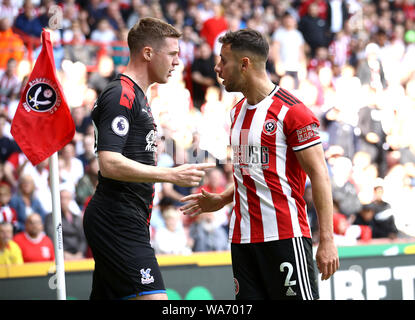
[179,189,225,217]
[171,163,216,187]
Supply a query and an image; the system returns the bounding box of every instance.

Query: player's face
[214,44,241,93]
[150,37,180,84]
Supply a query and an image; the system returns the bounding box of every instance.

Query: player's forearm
[296,145,334,241]
[309,171,335,242]
[98,151,172,183]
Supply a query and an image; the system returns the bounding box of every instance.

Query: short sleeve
[94,85,134,154]
[283,103,321,152]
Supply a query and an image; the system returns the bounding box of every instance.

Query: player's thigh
[231,243,268,300]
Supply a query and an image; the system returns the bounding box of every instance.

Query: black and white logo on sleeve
[111,116,129,136]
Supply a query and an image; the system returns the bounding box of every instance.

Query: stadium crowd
[1,0,415,264]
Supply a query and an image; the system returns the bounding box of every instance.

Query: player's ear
[143,46,153,62]
[240,57,249,72]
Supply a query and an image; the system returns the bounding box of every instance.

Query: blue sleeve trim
[139,290,166,296]
[120,290,166,300]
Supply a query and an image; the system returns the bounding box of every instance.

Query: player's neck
[123,64,151,93]
[243,74,275,106]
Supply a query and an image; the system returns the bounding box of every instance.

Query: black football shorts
[231,237,319,300]
[83,194,166,300]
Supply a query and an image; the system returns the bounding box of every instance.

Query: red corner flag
[11,29,75,165]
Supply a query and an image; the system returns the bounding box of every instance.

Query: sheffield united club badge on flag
[11,29,75,165]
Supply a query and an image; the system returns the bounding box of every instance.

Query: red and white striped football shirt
[229,85,321,244]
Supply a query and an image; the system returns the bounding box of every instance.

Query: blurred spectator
[0,0,19,22]
[153,206,191,255]
[271,12,306,88]
[104,1,125,32]
[0,58,21,110]
[366,179,399,239]
[198,86,231,160]
[0,17,25,69]
[13,212,55,262]
[356,43,387,90]
[191,41,219,110]
[328,30,351,68]
[0,183,17,230]
[326,0,349,37]
[10,174,47,233]
[179,25,198,68]
[298,0,328,20]
[21,158,51,214]
[351,204,377,236]
[196,0,215,23]
[111,27,129,67]
[298,2,331,57]
[383,163,415,237]
[72,105,92,154]
[86,0,108,30]
[199,4,228,50]
[59,142,84,190]
[162,0,179,25]
[126,0,151,29]
[0,221,23,265]
[0,115,19,163]
[179,25,198,91]
[330,156,362,217]
[63,21,97,66]
[307,47,332,80]
[0,163,8,187]
[357,86,388,177]
[75,156,98,209]
[189,211,229,252]
[351,150,379,203]
[213,15,241,58]
[321,107,358,159]
[333,202,372,245]
[77,133,95,169]
[87,54,116,96]
[90,18,117,44]
[14,0,43,38]
[45,185,87,260]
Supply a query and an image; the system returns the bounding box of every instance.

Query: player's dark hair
[218,29,269,61]
[127,17,182,54]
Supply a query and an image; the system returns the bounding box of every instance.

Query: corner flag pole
[49,151,66,300]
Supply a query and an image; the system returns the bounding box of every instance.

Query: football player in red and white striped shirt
[181,29,339,300]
